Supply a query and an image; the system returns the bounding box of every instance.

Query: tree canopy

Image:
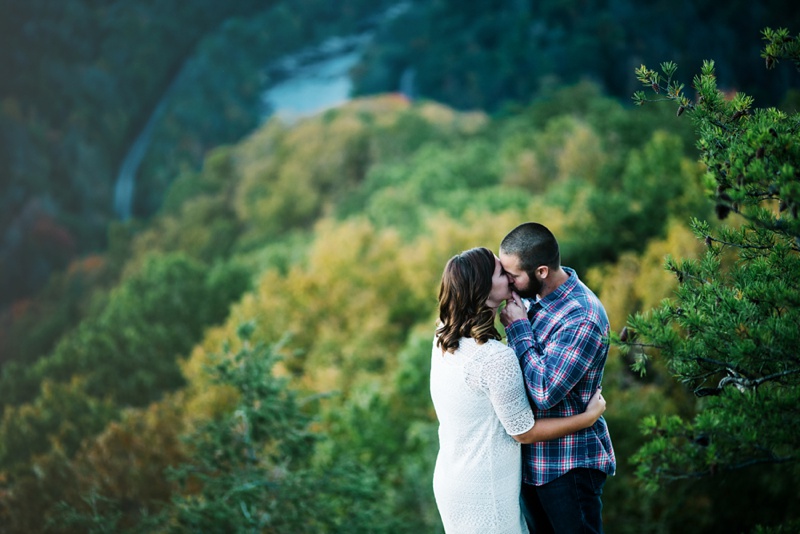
[3,13,800,532]
[623,29,800,514]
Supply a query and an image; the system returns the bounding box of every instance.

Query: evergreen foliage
[160,324,401,532]
[624,28,800,524]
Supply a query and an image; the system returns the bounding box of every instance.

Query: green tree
[316,327,442,532]
[0,253,251,409]
[622,28,800,531]
[162,324,400,533]
[0,378,116,473]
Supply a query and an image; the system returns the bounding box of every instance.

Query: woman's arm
[512,388,606,444]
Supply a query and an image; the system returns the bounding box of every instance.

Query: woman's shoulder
[433,336,514,361]
[464,339,521,389]
[476,338,515,360]
[484,337,511,350]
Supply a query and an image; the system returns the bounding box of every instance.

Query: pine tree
[624,28,800,492]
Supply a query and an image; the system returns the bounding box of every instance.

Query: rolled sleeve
[506,319,536,357]
[507,318,604,410]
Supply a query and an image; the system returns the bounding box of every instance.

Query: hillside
[3,3,800,529]
[7,89,784,532]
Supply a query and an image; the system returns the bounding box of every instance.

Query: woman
[430,247,606,533]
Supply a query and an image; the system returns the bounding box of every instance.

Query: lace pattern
[431,336,533,533]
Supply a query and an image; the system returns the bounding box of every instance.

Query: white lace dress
[430,336,534,534]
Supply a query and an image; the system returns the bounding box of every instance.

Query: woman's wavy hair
[436,247,501,353]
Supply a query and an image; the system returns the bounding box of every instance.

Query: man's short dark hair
[500,222,560,276]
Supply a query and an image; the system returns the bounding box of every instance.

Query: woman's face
[485,256,511,308]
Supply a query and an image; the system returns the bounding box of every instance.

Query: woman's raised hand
[586,387,607,421]
[499,291,527,326]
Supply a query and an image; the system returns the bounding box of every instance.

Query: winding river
[112,3,408,220]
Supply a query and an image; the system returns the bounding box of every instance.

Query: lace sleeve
[480,345,535,436]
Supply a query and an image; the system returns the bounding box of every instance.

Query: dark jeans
[521,468,607,534]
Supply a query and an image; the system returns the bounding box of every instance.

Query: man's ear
[536,265,549,280]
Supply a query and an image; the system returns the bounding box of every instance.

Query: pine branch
[695,366,800,395]
[657,454,796,481]
[751,368,800,388]
[694,356,739,369]
[704,234,774,251]
[622,341,666,351]
[669,266,710,286]
[714,203,800,241]
[685,370,720,382]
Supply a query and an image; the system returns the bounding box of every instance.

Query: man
[499,222,615,533]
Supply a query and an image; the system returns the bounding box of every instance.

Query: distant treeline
[352,0,800,110]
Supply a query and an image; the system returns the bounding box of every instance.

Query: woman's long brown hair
[436,247,501,353]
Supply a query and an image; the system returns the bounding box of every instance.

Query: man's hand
[500,291,528,326]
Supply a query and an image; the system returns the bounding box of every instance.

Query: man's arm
[505,317,605,410]
[512,388,606,443]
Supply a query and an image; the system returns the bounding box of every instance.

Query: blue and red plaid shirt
[505,267,616,486]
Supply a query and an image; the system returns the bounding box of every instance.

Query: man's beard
[515,276,542,299]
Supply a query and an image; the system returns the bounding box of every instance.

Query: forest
[1,1,800,532]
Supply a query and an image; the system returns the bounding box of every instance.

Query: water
[113,96,169,220]
[261,34,370,119]
[112,2,410,220]
[112,34,371,221]
[261,1,411,118]
[112,63,185,220]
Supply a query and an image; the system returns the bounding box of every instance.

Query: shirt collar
[533,266,578,311]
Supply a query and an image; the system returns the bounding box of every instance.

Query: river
[112,3,409,220]
[261,33,372,119]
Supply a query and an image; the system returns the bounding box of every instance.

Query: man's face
[499,251,542,298]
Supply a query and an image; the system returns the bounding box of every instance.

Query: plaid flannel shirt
[505,267,616,486]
